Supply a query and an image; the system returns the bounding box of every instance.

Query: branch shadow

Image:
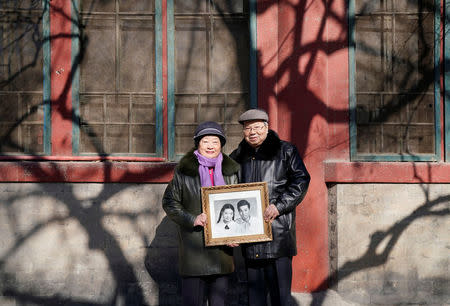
[0,0,447,306]
[0,1,158,305]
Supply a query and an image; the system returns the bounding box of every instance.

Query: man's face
[238,205,250,222]
[243,120,268,148]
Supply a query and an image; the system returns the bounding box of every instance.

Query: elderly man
[230,108,310,306]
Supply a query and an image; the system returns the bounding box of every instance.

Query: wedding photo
[211,197,264,239]
[201,182,272,246]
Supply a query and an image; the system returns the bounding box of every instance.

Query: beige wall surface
[0,183,179,305]
[0,183,248,306]
[1,182,448,305]
[332,184,449,305]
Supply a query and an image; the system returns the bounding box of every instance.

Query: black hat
[193,121,226,146]
[238,108,269,124]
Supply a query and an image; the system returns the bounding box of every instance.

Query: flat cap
[238,109,269,124]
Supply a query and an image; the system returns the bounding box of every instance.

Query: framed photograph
[201,182,273,246]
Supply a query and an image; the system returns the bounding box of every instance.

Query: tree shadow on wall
[145,216,181,306]
[0,1,448,306]
[144,216,254,306]
[251,1,447,304]
[0,0,164,305]
[318,179,450,306]
[0,182,155,306]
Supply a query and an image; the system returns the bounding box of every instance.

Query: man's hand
[264,204,279,222]
[193,213,207,227]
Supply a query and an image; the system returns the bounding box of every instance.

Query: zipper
[251,156,257,182]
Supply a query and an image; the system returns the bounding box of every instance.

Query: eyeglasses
[243,125,266,133]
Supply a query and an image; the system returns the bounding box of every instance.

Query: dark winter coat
[162,149,240,276]
[230,130,310,259]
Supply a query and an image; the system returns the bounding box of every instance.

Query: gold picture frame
[201,182,273,246]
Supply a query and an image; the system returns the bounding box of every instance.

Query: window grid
[349,0,441,161]
[172,1,250,157]
[0,5,46,155]
[75,1,158,156]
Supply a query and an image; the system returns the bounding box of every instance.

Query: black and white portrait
[234,198,263,235]
[201,182,272,246]
[213,201,238,237]
[209,192,264,239]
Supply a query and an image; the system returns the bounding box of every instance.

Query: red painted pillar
[257,0,349,292]
[50,0,73,155]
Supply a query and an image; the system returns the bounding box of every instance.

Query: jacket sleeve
[275,145,311,215]
[162,170,196,229]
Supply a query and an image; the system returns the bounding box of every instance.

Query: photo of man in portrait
[235,199,263,235]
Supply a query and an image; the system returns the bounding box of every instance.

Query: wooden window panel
[173,0,250,156]
[174,0,208,14]
[106,124,129,152]
[211,17,249,92]
[78,1,156,155]
[80,16,116,93]
[174,17,208,93]
[131,124,155,153]
[119,19,154,92]
[224,93,248,152]
[175,124,197,154]
[198,95,224,122]
[354,0,436,158]
[0,5,44,155]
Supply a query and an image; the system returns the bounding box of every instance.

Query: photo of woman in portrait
[214,203,237,237]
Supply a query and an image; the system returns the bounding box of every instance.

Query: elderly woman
[162,121,240,306]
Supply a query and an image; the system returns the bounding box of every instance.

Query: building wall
[0,182,254,305]
[0,183,171,305]
[1,182,448,305]
[329,183,449,305]
[1,0,449,303]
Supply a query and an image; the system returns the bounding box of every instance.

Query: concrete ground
[292,290,449,306]
[292,290,357,306]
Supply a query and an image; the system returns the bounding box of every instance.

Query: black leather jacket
[230,130,310,259]
[162,149,240,276]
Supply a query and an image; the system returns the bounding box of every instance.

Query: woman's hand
[226,243,239,248]
[193,213,207,227]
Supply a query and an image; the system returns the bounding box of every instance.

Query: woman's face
[198,135,221,159]
[222,208,234,223]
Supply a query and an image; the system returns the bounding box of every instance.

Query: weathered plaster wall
[0,183,250,306]
[0,183,175,305]
[331,183,449,305]
[1,182,448,305]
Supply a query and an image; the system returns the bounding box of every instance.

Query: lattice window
[78,0,251,158]
[79,1,156,155]
[353,0,436,157]
[0,1,44,154]
[174,0,250,155]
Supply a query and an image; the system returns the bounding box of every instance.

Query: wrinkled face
[243,120,268,148]
[198,135,221,158]
[222,208,234,223]
[238,205,250,222]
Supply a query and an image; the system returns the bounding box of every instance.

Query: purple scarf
[194,150,226,187]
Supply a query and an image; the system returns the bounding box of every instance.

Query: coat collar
[178,148,240,177]
[233,129,282,162]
